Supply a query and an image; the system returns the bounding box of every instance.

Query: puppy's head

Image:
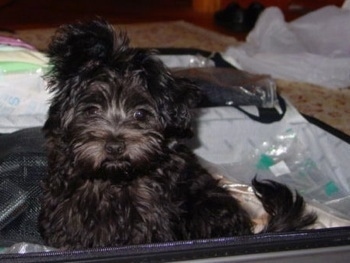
[44,19,200,176]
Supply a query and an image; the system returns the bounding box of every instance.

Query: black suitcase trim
[1,227,349,262]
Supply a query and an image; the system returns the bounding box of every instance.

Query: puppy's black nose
[105,141,125,155]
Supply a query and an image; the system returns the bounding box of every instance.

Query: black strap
[234,94,287,124]
[303,114,350,144]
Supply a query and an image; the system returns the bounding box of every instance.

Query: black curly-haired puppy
[39,19,316,249]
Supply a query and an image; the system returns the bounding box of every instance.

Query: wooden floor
[0,0,329,41]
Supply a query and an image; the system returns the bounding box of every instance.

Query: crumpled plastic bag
[223,6,350,89]
[1,242,55,254]
[172,67,278,108]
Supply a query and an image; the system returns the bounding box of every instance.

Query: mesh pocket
[0,128,46,246]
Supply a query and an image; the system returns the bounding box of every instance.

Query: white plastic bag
[0,43,50,133]
[188,99,350,219]
[223,6,350,89]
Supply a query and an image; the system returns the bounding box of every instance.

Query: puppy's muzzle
[105,140,125,155]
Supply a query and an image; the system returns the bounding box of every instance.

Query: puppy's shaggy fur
[39,20,316,249]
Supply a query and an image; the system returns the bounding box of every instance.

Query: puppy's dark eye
[133,109,148,121]
[85,106,101,117]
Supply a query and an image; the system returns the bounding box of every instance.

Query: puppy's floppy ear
[134,52,201,138]
[161,76,201,138]
[47,19,128,84]
[156,76,201,138]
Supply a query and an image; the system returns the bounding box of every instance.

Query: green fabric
[0,62,44,73]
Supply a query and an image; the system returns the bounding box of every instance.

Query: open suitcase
[0,48,349,262]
